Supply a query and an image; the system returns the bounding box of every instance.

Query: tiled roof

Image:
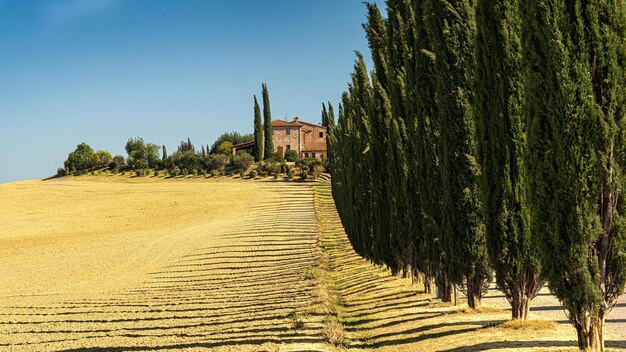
[271,120,302,127]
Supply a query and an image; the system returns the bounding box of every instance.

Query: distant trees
[125,138,159,169]
[210,132,254,154]
[262,83,273,160]
[254,95,263,162]
[64,143,96,173]
[217,141,233,156]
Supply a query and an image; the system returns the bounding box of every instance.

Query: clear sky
[0,0,383,183]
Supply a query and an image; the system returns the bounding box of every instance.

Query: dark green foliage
[284,149,299,162]
[162,145,167,161]
[249,170,258,178]
[254,95,264,162]
[262,83,274,159]
[64,143,97,173]
[523,1,626,349]
[475,0,542,319]
[207,154,229,171]
[125,138,159,169]
[210,132,254,155]
[233,152,254,170]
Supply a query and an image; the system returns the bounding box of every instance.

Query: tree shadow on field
[57,336,324,352]
[437,339,626,351]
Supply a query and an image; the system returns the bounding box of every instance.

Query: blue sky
[0,0,383,183]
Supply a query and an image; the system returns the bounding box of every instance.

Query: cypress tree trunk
[253,95,263,161]
[262,83,274,159]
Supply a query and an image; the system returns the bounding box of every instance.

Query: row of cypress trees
[327,1,626,350]
[253,83,274,161]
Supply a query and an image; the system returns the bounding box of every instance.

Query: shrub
[136,169,144,177]
[192,169,198,176]
[284,149,299,162]
[171,167,181,176]
[270,151,285,163]
[239,169,245,178]
[121,171,126,176]
[154,170,159,176]
[299,172,308,181]
[112,168,119,175]
[259,170,268,177]
[312,164,325,178]
[202,169,208,177]
[249,170,258,178]
[233,152,254,170]
[288,168,296,180]
[274,174,279,180]
[182,168,189,176]
[211,169,219,177]
[208,154,229,171]
[57,167,66,176]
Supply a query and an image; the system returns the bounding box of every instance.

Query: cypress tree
[253,95,263,162]
[523,1,626,349]
[262,83,274,159]
[162,145,167,161]
[424,0,491,308]
[321,103,329,128]
[475,0,542,319]
[201,145,206,158]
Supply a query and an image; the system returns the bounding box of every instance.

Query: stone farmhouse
[232,117,328,159]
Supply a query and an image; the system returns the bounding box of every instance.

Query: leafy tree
[94,151,112,169]
[254,95,263,161]
[178,138,194,153]
[217,141,233,155]
[125,138,159,169]
[523,1,626,349]
[64,143,96,173]
[210,132,254,154]
[262,83,274,159]
[110,155,126,169]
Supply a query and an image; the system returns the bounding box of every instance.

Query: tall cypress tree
[424,0,491,308]
[523,1,626,349]
[162,145,167,161]
[262,83,274,159]
[253,95,263,161]
[475,0,542,319]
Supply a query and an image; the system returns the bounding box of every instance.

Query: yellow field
[0,176,624,351]
[0,177,324,351]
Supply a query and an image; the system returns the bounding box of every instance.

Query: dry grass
[0,177,326,351]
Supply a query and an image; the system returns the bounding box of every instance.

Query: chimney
[293,117,299,123]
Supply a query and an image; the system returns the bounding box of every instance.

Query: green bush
[233,152,254,170]
[249,170,258,178]
[182,168,189,176]
[270,151,285,163]
[299,172,308,181]
[171,167,181,176]
[239,169,245,178]
[154,170,159,176]
[284,149,299,162]
[192,169,198,176]
[211,169,219,177]
[288,168,296,180]
[202,169,208,177]
[259,170,268,177]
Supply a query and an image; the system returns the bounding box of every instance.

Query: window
[320,153,324,158]
[319,131,324,138]
[305,153,309,158]
[286,145,291,151]
[286,128,291,135]
[312,153,316,158]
